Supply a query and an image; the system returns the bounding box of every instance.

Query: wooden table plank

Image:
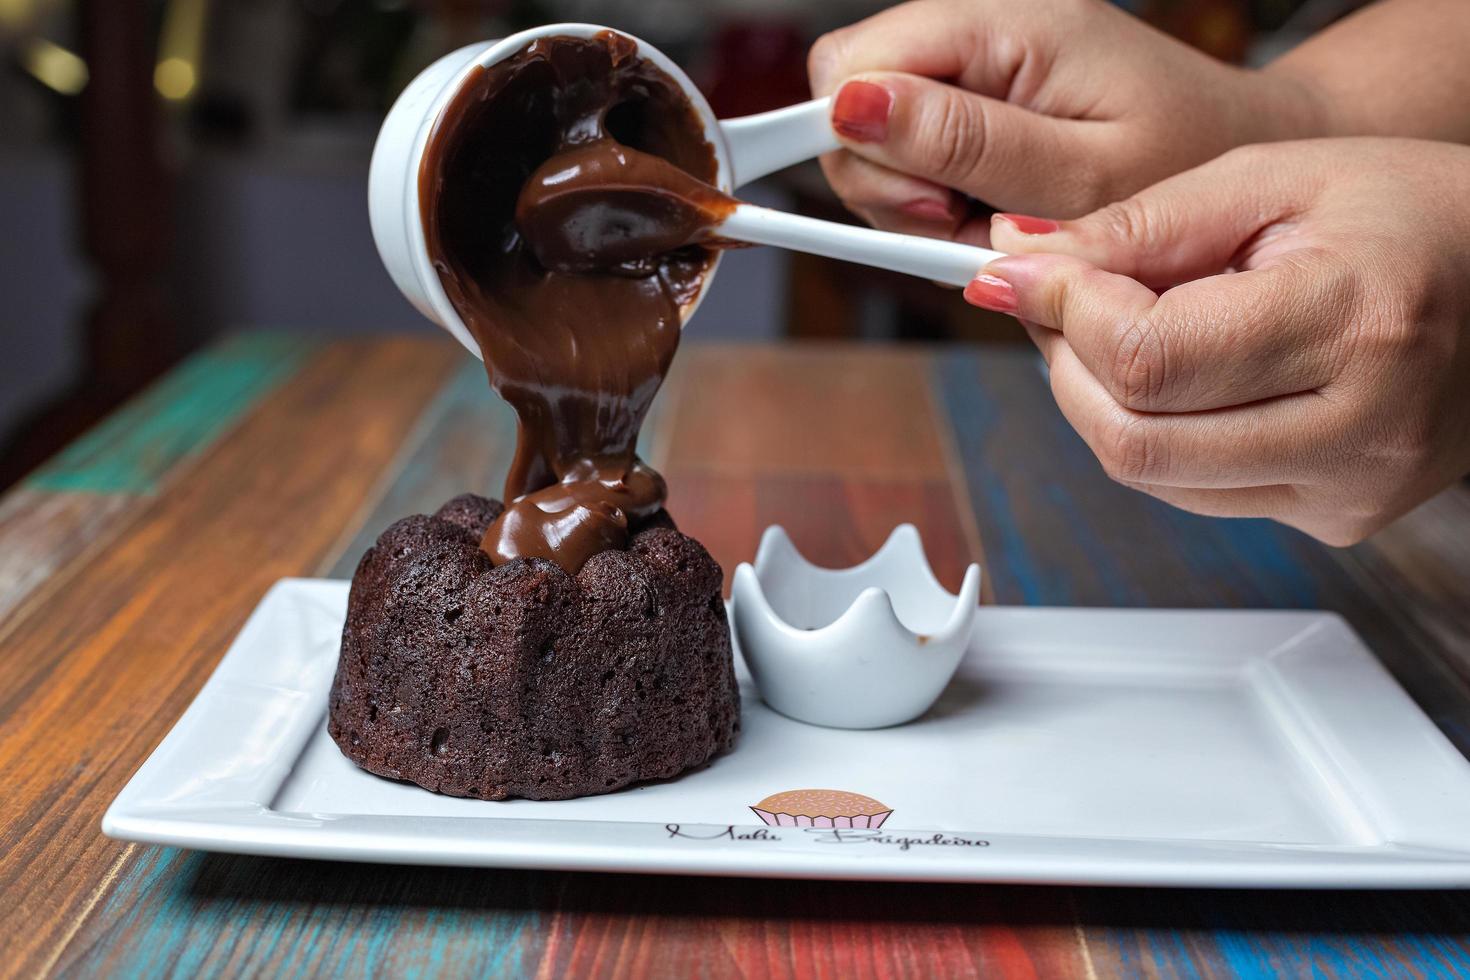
[0,336,458,977]
[59,849,552,977]
[664,343,984,595]
[1336,489,1470,741]
[664,345,953,480]
[1070,886,1470,977]
[0,334,317,629]
[666,472,977,595]
[0,490,133,625]
[26,333,313,496]
[58,850,1095,978]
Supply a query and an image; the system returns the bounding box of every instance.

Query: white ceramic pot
[367,22,837,359]
[731,524,983,730]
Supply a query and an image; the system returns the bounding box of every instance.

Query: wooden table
[4,333,1470,977]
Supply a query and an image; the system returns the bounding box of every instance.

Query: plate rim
[103,578,1470,888]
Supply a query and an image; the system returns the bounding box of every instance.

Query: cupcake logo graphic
[750,789,893,829]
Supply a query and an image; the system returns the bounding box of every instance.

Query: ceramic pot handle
[719,98,840,188]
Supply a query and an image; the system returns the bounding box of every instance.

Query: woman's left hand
[973,138,1470,545]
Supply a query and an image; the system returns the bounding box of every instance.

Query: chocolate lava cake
[328,494,740,801]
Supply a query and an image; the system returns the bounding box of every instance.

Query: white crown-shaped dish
[730,525,982,729]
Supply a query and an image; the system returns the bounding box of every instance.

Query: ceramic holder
[731,525,982,729]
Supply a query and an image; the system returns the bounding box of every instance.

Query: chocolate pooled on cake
[329,494,738,800]
[329,31,741,800]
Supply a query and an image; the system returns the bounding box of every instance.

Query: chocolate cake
[329,494,739,801]
[330,31,742,800]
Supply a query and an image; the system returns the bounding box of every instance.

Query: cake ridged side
[328,494,740,801]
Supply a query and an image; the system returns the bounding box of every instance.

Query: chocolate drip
[418,32,720,573]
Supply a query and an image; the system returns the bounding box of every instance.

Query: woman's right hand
[807,0,1327,241]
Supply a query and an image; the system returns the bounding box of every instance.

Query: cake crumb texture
[328,493,740,801]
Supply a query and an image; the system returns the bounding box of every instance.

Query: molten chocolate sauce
[419,32,723,573]
[516,138,737,274]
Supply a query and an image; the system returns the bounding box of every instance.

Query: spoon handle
[719,204,1004,287]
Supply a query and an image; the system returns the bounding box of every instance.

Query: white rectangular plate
[105,579,1470,887]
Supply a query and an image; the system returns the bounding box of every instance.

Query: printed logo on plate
[663,788,989,850]
[749,788,892,829]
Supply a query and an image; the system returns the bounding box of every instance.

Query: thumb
[987,147,1302,288]
[830,72,1098,217]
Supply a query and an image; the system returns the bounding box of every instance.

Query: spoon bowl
[515,138,736,274]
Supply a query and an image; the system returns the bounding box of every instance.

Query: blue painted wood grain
[72,847,545,977]
[28,333,314,496]
[933,348,1326,608]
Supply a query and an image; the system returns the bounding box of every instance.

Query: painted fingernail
[832,80,892,142]
[995,213,1060,235]
[899,198,956,222]
[963,274,1018,314]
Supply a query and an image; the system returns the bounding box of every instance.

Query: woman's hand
[972,138,1470,545]
[807,0,1326,239]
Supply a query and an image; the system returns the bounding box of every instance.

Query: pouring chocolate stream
[419,31,729,574]
[420,30,990,574]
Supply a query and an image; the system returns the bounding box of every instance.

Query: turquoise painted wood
[69,848,547,977]
[27,333,315,496]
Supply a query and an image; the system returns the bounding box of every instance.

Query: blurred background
[1,0,1368,489]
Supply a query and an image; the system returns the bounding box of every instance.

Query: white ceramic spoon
[719,204,1004,287]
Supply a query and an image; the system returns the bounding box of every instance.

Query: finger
[1043,337,1330,489]
[818,151,964,229]
[809,0,1025,98]
[1126,481,1369,546]
[1019,320,1328,493]
[1122,482,1301,521]
[828,73,1100,217]
[820,152,999,246]
[1020,320,1061,366]
[979,251,1349,413]
[859,205,999,245]
[856,202,997,247]
[988,144,1313,288]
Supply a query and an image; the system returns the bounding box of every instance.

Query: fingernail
[963,274,1018,314]
[995,213,1060,235]
[899,198,956,222]
[832,80,892,142]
